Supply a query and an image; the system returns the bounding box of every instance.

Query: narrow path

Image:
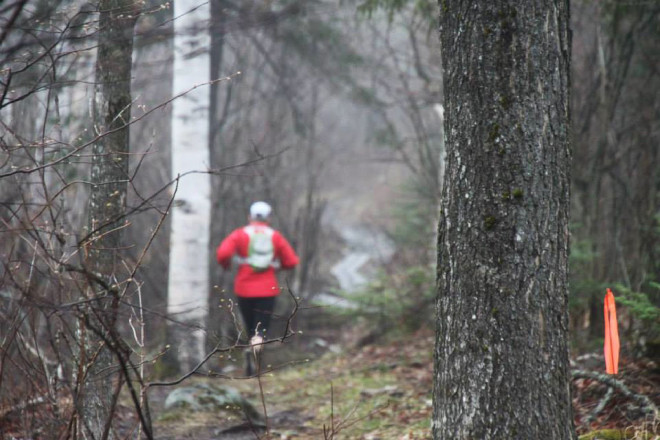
[315,223,394,308]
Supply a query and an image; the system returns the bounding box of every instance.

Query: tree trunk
[81,0,137,438]
[167,0,211,372]
[433,1,575,439]
[206,0,230,352]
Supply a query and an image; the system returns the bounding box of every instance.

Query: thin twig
[255,352,270,439]
[280,278,300,342]
[0,73,241,179]
[147,335,241,388]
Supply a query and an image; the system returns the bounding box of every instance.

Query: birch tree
[167,0,212,371]
[433,1,575,438]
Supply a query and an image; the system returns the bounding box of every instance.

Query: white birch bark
[167,0,211,371]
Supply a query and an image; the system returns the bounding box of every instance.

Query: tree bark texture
[82,1,137,438]
[433,1,575,439]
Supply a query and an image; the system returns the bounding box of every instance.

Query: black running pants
[236,296,276,339]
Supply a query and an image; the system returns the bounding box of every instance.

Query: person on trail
[216,201,299,355]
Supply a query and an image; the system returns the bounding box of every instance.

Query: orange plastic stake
[603,288,620,375]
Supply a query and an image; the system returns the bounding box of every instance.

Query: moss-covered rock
[163,383,263,423]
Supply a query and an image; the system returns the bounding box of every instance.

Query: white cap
[249,201,272,220]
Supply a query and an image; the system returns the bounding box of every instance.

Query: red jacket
[216,221,300,298]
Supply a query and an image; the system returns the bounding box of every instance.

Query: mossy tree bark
[81,1,137,438]
[433,1,575,439]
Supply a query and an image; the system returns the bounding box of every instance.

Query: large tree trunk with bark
[433,1,575,439]
[81,0,137,438]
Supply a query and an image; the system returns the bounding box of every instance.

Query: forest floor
[137,323,659,440]
[146,327,434,439]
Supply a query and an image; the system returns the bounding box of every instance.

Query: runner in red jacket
[216,201,299,353]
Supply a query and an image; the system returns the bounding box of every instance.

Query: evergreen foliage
[616,283,660,337]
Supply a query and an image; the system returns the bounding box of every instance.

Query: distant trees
[570,0,660,349]
[433,1,575,438]
[203,0,370,345]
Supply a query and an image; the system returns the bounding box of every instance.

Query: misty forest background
[0,0,659,439]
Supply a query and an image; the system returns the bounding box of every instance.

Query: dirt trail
[314,223,394,309]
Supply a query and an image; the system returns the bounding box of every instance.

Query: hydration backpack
[243,225,275,271]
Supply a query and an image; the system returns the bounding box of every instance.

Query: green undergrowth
[149,328,658,439]
[151,331,435,439]
[239,331,434,438]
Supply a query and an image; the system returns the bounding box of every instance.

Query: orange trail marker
[604,288,620,375]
